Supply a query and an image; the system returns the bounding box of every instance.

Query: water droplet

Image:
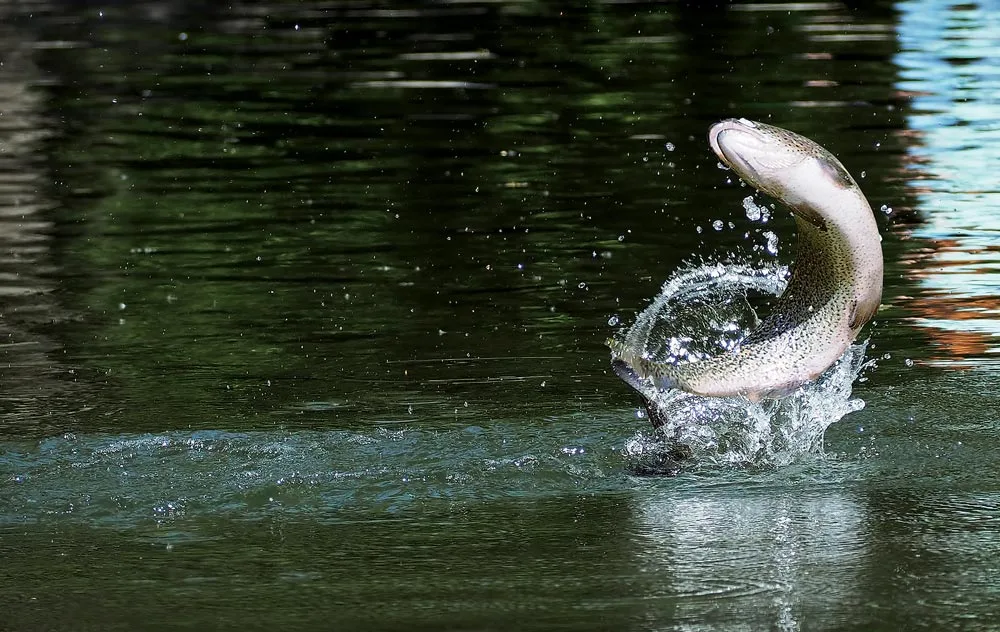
[608,315,620,326]
[665,142,675,152]
[763,230,779,255]
[712,219,724,231]
[879,204,892,215]
[904,358,914,367]
[742,195,762,221]
[860,170,867,179]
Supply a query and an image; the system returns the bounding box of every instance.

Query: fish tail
[614,354,684,393]
[606,336,628,357]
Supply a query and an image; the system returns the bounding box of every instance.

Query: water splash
[612,258,871,468]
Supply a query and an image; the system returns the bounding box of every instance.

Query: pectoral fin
[848,295,880,330]
[611,359,646,393]
[790,202,828,231]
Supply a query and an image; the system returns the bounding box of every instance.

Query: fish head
[709,118,856,206]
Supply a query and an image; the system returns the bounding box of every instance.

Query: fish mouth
[708,118,762,184]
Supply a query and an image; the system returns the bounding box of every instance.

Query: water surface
[2,1,1000,629]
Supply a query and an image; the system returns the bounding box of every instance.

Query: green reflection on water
[5,1,999,630]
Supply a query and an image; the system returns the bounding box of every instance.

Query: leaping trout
[611,118,883,402]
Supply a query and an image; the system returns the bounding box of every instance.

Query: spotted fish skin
[613,119,883,401]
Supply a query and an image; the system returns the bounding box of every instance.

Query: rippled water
[2,1,1000,630]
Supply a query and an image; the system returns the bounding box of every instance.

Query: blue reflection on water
[895,0,1000,361]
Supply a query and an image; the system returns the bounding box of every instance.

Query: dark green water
[2,1,1000,629]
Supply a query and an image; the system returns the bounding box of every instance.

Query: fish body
[613,118,883,401]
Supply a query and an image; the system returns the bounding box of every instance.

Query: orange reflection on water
[907,292,999,366]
